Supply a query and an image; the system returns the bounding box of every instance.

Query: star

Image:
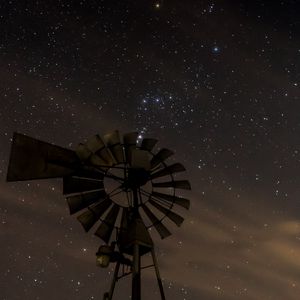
[212,46,220,53]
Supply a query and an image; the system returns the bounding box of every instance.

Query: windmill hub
[123,168,149,190]
[103,164,151,207]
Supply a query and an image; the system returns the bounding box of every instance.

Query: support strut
[132,243,141,300]
[104,261,120,300]
[132,187,141,300]
[151,249,166,300]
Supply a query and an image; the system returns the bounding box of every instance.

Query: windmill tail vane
[6,130,191,300]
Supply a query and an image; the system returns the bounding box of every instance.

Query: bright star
[212,46,220,53]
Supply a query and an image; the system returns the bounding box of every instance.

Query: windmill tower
[6,130,191,300]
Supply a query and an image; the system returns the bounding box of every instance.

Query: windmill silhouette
[7,130,191,300]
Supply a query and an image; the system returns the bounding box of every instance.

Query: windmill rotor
[60,130,191,245]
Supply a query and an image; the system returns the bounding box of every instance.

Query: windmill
[6,130,191,300]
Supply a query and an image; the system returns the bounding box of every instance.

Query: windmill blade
[95,146,116,166]
[123,132,138,164]
[66,190,107,215]
[76,143,92,161]
[131,149,150,170]
[87,134,115,166]
[151,148,174,169]
[150,163,186,179]
[77,198,112,232]
[104,130,124,164]
[73,166,104,180]
[152,191,190,209]
[142,204,171,239]
[123,132,138,145]
[86,135,105,153]
[120,207,129,232]
[95,204,120,243]
[63,176,104,195]
[153,180,191,190]
[149,199,184,226]
[90,198,113,216]
[95,148,116,166]
[77,209,99,232]
[89,154,111,170]
[77,139,112,168]
[140,138,158,152]
[7,132,80,181]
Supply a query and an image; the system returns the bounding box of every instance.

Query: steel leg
[151,249,166,300]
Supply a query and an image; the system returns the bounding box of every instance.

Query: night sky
[1,1,300,299]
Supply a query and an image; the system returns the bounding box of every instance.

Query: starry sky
[1,0,300,299]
